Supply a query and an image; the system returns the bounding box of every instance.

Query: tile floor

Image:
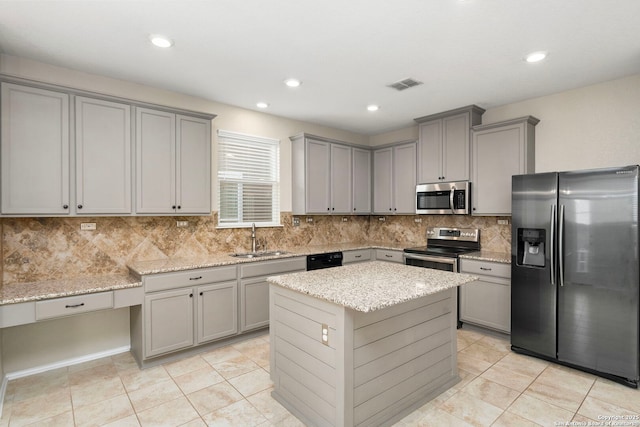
[1,328,639,426]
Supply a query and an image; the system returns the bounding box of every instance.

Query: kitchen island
[267,261,478,427]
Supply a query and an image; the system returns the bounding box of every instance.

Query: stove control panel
[426,227,479,242]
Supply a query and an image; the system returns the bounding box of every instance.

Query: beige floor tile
[73,394,135,427]
[480,364,536,393]
[67,355,113,373]
[202,398,268,426]
[413,405,476,427]
[439,390,504,426]
[179,418,207,427]
[457,328,486,343]
[111,351,140,373]
[201,346,244,365]
[7,367,68,391]
[69,362,120,387]
[494,352,548,378]
[70,376,126,408]
[524,366,594,412]
[476,335,511,354]
[24,410,74,427]
[164,355,211,378]
[127,378,184,413]
[232,336,269,353]
[578,395,640,421]
[508,394,575,426]
[228,368,272,397]
[173,365,225,395]
[209,354,261,379]
[572,413,599,424]
[459,343,506,365]
[491,411,543,427]
[451,368,477,391]
[269,413,307,427]
[246,388,291,422]
[461,377,520,410]
[120,365,171,393]
[136,396,201,427]
[9,388,72,427]
[186,381,244,416]
[101,414,141,427]
[456,352,493,375]
[11,373,69,403]
[535,365,595,394]
[588,377,640,413]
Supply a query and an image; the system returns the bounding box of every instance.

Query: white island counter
[267,261,478,427]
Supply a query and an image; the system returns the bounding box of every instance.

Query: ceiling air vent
[387,78,423,91]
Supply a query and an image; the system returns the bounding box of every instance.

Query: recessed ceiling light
[150,35,173,48]
[367,104,380,112]
[284,78,302,88]
[525,51,548,63]
[256,102,269,109]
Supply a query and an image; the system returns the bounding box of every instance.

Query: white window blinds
[217,130,280,227]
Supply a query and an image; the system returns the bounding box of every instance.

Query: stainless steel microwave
[416,181,470,214]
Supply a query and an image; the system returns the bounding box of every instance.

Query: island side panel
[351,287,459,427]
[270,284,347,427]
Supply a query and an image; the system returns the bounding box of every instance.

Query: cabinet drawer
[376,249,403,263]
[240,257,306,278]
[144,266,237,293]
[343,249,372,264]
[35,292,113,320]
[460,259,510,279]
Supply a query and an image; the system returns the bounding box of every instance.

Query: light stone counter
[459,250,511,264]
[0,274,141,305]
[267,261,478,313]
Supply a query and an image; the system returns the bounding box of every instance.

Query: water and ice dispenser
[517,228,546,267]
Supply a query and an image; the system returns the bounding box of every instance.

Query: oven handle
[403,253,458,271]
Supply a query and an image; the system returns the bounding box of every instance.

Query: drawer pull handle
[189,276,203,280]
[480,267,492,271]
[65,303,85,308]
[385,254,393,258]
[355,255,362,258]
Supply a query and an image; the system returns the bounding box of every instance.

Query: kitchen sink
[230,250,288,259]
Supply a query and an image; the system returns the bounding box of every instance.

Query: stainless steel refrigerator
[511,165,639,387]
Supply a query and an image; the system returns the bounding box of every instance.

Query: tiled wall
[0,213,510,285]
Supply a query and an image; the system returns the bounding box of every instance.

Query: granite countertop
[127,241,408,276]
[459,250,511,264]
[267,261,478,313]
[0,274,142,305]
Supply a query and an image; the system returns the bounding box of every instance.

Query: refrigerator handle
[559,204,565,287]
[550,205,556,286]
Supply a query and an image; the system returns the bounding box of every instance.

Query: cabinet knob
[63,204,69,209]
[199,292,203,296]
[473,207,476,211]
[189,293,193,298]
[389,208,392,211]
[327,208,330,211]
[77,204,83,209]
[172,205,176,209]
[177,205,181,209]
[353,208,356,211]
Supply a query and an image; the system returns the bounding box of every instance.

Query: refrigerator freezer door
[511,172,558,358]
[557,166,639,380]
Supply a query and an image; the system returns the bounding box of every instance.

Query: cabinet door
[144,288,194,357]
[418,120,442,183]
[305,139,331,213]
[352,147,371,214]
[472,123,524,215]
[459,279,511,333]
[393,143,417,214]
[330,144,352,213]
[240,277,270,332]
[373,147,393,214]
[442,113,470,182]
[176,115,211,214]
[75,96,131,214]
[1,83,70,214]
[136,108,176,213]
[197,281,237,343]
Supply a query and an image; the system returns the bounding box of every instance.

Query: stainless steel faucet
[251,223,257,253]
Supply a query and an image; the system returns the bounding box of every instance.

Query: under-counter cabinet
[1,83,70,214]
[375,248,404,263]
[372,142,417,214]
[239,257,306,332]
[414,105,484,184]
[471,116,538,215]
[459,258,511,333]
[136,108,212,215]
[342,248,372,264]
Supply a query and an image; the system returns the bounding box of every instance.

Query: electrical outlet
[306,217,314,223]
[292,217,300,227]
[176,221,189,228]
[321,323,329,346]
[497,219,510,225]
[80,223,96,231]
[342,217,348,222]
[378,217,386,222]
[414,217,422,223]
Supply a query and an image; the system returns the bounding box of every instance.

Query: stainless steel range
[403,227,481,272]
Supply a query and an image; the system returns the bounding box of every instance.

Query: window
[217,130,280,227]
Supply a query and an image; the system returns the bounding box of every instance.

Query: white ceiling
[1,0,639,135]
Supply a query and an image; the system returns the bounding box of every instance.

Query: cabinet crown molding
[472,115,540,131]
[414,104,486,124]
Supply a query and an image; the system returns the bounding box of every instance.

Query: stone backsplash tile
[1,213,510,284]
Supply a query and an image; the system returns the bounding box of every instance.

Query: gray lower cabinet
[459,258,511,333]
[375,248,404,263]
[343,249,372,264]
[239,257,306,332]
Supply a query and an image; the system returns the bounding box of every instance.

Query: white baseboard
[4,345,131,381]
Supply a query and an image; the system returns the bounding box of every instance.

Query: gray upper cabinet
[136,108,211,215]
[471,116,538,216]
[373,142,417,214]
[291,134,369,215]
[1,83,70,215]
[75,96,131,214]
[415,105,485,184]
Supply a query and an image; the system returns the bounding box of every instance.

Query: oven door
[403,253,457,272]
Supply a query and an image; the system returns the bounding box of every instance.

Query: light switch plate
[80,223,96,231]
[176,221,189,228]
